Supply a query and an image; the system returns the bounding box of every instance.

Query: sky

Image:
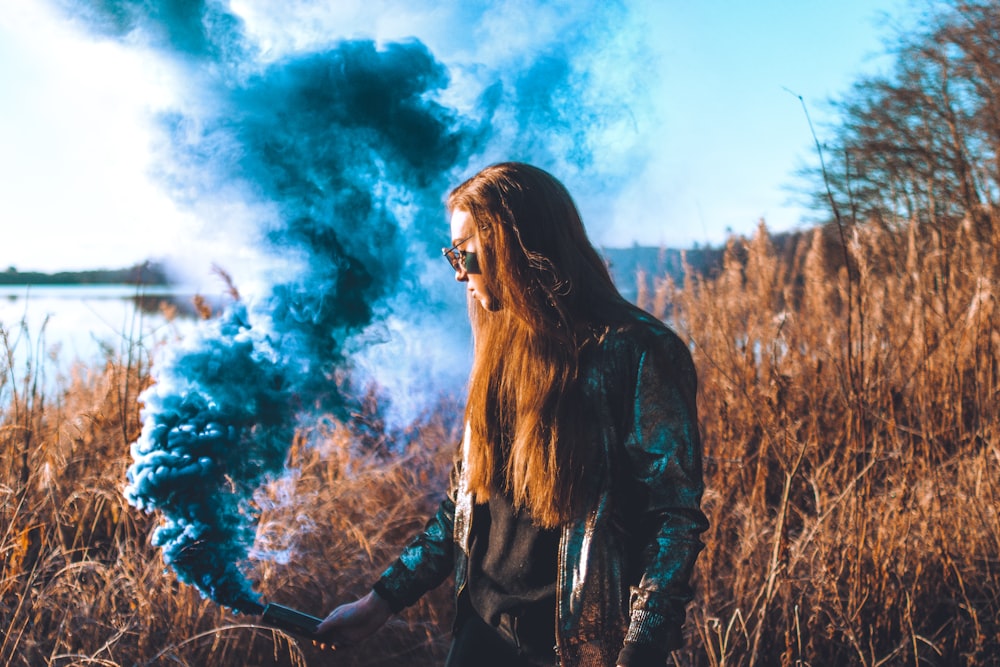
[0,0,910,277]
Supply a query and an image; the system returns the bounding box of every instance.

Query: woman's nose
[454,267,468,282]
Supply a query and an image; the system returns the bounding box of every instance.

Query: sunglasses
[442,234,481,274]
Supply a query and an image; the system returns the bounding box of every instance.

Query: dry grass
[0,326,458,666]
[2,210,998,666]
[640,214,1000,666]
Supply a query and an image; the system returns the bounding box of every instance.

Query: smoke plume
[56,0,658,612]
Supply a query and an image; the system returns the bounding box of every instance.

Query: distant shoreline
[1,235,782,292]
[0,262,170,287]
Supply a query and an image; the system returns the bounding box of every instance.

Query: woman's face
[449,209,495,311]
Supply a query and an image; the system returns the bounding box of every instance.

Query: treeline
[0,261,170,286]
[812,0,1000,237]
[602,231,808,303]
[602,243,723,301]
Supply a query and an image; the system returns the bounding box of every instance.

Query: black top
[467,489,559,656]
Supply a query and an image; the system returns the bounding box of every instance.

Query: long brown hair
[448,162,639,527]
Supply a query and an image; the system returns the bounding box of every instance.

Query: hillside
[601,229,804,301]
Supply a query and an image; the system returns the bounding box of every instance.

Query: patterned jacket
[373,314,708,666]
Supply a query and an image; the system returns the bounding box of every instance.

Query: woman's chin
[476,295,500,312]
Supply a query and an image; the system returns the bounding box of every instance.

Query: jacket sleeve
[371,457,459,612]
[619,330,708,658]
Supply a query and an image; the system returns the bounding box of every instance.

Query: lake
[0,285,200,377]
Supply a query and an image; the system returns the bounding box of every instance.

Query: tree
[809,0,1000,237]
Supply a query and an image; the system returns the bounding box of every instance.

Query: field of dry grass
[646,214,1000,666]
[2,212,998,666]
[0,336,458,666]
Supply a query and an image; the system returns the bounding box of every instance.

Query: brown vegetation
[637,211,1000,666]
[0,329,458,666]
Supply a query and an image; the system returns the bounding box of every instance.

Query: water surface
[0,285,198,374]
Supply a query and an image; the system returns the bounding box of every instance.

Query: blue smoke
[58,0,652,612]
[126,304,294,610]
[123,35,478,611]
[58,0,249,62]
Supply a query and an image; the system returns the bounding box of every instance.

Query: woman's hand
[313,590,393,650]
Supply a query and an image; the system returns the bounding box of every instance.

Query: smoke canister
[259,602,324,640]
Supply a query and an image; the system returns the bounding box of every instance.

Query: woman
[317,163,708,666]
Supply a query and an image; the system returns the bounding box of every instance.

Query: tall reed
[644,213,1000,666]
[0,317,458,666]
